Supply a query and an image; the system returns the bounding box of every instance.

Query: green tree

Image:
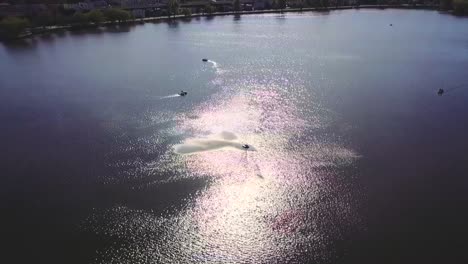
[181,8,192,17]
[32,14,53,29]
[377,0,387,6]
[0,16,30,39]
[168,0,180,18]
[439,0,453,9]
[306,0,317,7]
[70,12,89,27]
[204,4,216,14]
[104,8,131,23]
[119,10,131,22]
[278,0,287,9]
[272,0,279,9]
[453,0,468,14]
[87,10,104,25]
[296,0,306,10]
[233,0,241,12]
[55,15,69,26]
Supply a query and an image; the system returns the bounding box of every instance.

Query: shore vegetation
[1,2,468,41]
[0,16,30,39]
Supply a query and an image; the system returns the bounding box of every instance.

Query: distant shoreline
[13,5,445,41]
[141,4,440,21]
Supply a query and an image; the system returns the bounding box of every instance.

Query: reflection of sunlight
[176,81,358,180]
[162,79,361,261]
[190,177,279,261]
[91,61,362,263]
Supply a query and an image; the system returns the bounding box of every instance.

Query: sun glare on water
[89,53,362,264]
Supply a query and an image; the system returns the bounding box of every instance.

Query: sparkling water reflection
[88,39,362,263]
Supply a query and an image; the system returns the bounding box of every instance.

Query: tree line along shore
[1,0,467,41]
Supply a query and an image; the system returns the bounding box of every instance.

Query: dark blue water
[1,9,468,264]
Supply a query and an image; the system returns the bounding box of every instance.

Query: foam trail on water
[218,131,237,140]
[174,131,255,154]
[208,60,221,73]
[208,60,218,68]
[160,94,181,99]
[174,139,243,154]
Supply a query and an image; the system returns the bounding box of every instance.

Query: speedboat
[242,144,250,149]
[437,89,444,95]
[202,58,208,62]
[179,91,188,96]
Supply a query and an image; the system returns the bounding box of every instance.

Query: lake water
[1,9,468,264]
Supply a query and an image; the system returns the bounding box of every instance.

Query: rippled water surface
[2,9,468,264]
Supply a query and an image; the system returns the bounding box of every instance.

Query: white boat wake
[207,60,221,73]
[174,131,256,154]
[160,94,182,99]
